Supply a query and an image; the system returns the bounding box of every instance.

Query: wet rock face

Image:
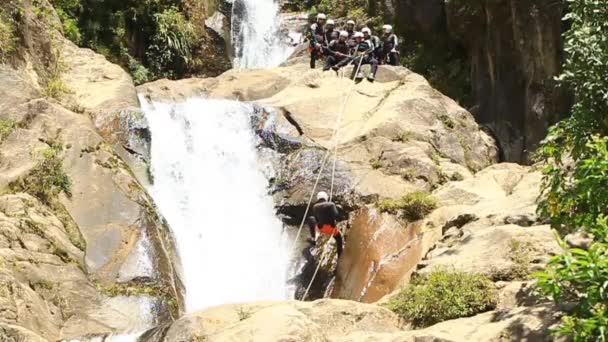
[391,0,571,162]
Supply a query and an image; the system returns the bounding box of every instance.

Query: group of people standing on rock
[307,13,400,82]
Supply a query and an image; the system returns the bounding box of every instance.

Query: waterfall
[140,97,290,312]
[231,0,295,68]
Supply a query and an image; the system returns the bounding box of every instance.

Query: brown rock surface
[142,299,557,342]
[331,163,555,303]
[142,299,403,342]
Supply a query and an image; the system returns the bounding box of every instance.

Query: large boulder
[141,299,403,342]
[141,298,557,342]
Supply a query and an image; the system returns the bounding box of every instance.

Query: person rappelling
[308,13,327,69]
[307,191,343,257]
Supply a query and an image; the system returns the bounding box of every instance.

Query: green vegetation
[439,114,455,129]
[370,158,383,169]
[392,130,415,143]
[0,119,15,140]
[386,269,497,327]
[96,279,179,315]
[47,0,227,83]
[0,7,17,61]
[10,145,72,204]
[377,191,438,221]
[533,1,608,340]
[42,73,69,98]
[51,0,82,43]
[400,167,417,181]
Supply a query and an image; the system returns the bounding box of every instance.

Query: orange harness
[318,224,339,237]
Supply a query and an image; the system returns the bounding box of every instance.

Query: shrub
[400,168,417,181]
[10,146,72,204]
[534,1,608,340]
[377,191,438,221]
[0,119,15,140]
[439,114,455,129]
[0,9,17,60]
[370,158,383,169]
[146,6,197,79]
[386,269,497,327]
[42,74,68,98]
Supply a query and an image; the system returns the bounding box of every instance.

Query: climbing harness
[298,56,366,301]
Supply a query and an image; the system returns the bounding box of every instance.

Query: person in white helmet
[362,27,381,60]
[381,24,400,66]
[322,19,337,56]
[323,30,351,71]
[308,13,327,68]
[307,191,343,256]
[349,31,379,82]
[345,19,356,38]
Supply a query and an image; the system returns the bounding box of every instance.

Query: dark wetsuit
[308,200,343,256]
[380,33,399,66]
[321,29,336,56]
[308,22,325,68]
[369,35,382,61]
[323,39,351,71]
[334,40,378,79]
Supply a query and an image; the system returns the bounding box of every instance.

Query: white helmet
[317,13,327,20]
[383,24,393,32]
[326,19,335,25]
[347,20,356,25]
[339,30,349,38]
[317,191,329,201]
[362,27,371,34]
[353,32,364,39]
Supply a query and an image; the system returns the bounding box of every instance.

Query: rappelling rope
[300,55,366,301]
[289,54,364,252]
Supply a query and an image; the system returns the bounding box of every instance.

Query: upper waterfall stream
[231,0,295,68]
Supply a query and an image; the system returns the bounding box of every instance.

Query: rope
[288,54,361,252]
[300,55,366,301]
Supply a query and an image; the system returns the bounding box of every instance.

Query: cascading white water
[231,0,295,68]
[140,97,290,312]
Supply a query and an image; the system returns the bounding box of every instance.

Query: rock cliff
[391,0,571,162]
[0,0,562,339]
[0,0,182,339]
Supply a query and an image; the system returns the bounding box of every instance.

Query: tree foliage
[534,0,608,340]
[48,0,223,83]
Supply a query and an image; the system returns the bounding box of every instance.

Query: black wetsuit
[323,39,351,71]
[369,35,382,60]
[308,22,325,68]
[322,29,336,55]
[308,200,343,256]
[334,40,378,79]
[381,33,399,66]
